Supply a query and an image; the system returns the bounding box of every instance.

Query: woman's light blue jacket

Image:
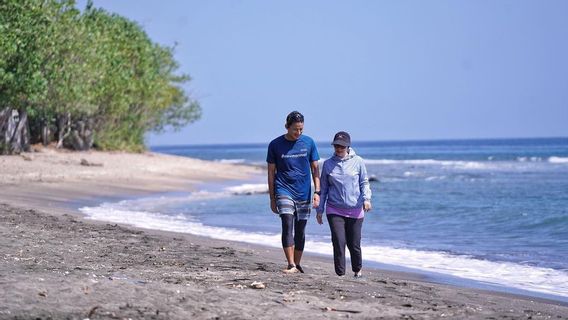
[316,148,372,214]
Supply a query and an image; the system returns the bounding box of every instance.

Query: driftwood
[0,108,30,155]
[80,158,103,167]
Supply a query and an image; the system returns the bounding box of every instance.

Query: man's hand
[270,198,278,214]
[312,193,320,208]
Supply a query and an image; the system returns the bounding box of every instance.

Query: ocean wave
[397,171,478,182]
[517,157,543,162]
[365,159,493,170]
[365,159,460,166]
[215,159,247,164]
[363,246,568,298]
[80,205,282,252]
[425,175,447,181]
[224,183,268,195]
[364,157,568,170]
[549,156,568,164]
[96,191,232,212]
[80,204,568,299]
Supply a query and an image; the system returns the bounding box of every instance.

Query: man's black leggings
[327,214,364,276]
[280,214,307,251]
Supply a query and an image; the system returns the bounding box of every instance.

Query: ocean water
[80,138,568,301]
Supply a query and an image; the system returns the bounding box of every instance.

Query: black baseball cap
[332,131,351,147]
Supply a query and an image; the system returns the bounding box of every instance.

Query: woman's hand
[316,213,323,225]
[363,200,372,212]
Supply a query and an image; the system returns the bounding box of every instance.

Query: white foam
[224,183,268,195]
[109,191,231,211]
[363,246,568,298]
[364,159,492,170]
[549,156,568,164]
[80,204,568,298]
[365,159,456,165]
[215,159,247,164]
[80,205,282,250]
[425,175,447,181]
[517,157,543,162]
[364,158,568,172]
[107,184,269,209]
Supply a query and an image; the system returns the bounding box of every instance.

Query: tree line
[0,0,201,154]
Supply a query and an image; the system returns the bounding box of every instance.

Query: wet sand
[1,148,567,319]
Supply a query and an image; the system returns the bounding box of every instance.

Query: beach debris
[87,306,100,318]
[38,290,48,297]
[83,286,90,295]
[80,158,103,167]
[322,307,362,314]
[21,154,32,161]
[250,281,266,289]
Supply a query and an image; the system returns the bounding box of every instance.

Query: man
[267,111,320,273]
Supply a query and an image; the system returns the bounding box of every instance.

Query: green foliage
[0,0,58,109]
[0,0,201,151]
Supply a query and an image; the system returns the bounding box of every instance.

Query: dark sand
[1,150,567,319]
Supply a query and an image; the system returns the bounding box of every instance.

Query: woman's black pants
[326,214,364,276]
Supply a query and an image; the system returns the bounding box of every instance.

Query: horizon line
[149,136,568,148]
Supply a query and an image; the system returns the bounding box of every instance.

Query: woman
[316,131,372,278]
[267,111,320,273]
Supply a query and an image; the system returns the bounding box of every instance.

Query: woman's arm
[316,162,329,224]
[359,158,372,212]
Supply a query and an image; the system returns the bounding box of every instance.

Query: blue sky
[78,1,568,146]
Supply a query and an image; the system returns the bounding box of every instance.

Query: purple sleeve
[316,161,329,214]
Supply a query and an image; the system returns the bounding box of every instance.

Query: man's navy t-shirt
[266,135,320,201]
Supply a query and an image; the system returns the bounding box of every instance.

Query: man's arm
[311,160,320,208]
[267,163,278,213]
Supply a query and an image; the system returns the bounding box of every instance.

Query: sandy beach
[1,148,567,319]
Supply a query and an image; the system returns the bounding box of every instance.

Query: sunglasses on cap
[287,112,304,123]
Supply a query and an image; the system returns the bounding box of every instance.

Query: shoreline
[1,148,568,319]
[77,185,568,306]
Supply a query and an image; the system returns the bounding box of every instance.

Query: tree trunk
[0,108,30,155]
[56,112,71,149]
[67,118,95,151]
[41,117,50,146]
[0,108,11,154]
